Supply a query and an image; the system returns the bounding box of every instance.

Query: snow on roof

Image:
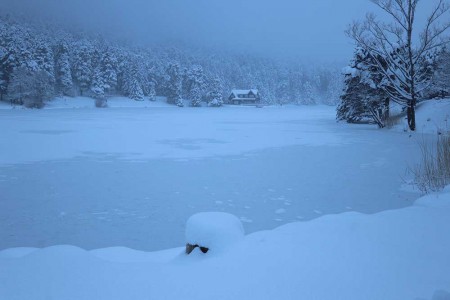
[231,89,259,96]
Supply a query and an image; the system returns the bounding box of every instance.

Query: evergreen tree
[186,65,204,107]
[123,62,144,101]
[72,44,93,95]
[90,66,106,99]
[29,70,54,108]
[7,66,32,105]
[100,50,117,95]
[302,81,316,105]
[34,39,55,84]
[208,76,223,107]
[189,84,202,107]
[147,80,156,101]
[7,66,53,107]
[0,46,11,101]
[337,65,367,124]
[54,42,73,96]
[166,62,183,107]
[428,49,450,98]
[337,48,389,128]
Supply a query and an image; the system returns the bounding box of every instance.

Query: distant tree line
[0,15,343,108]
[337,0,450,130]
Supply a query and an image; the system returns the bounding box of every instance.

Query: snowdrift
[1,189,450,300]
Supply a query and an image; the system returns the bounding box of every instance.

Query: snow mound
[393,98,450,134]
[1,191,450,299]
[0,247,38,258]
[90,246,183,263]
[185,212,244,253]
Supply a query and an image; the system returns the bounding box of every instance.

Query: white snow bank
[0,247,38,258]
[42,96,172,109]
[1,190,450,300]
[415,98,450,134]
[0,96,173,110]
[44,97,96,109]
[90,246,184,263]
[185,212,244,253]
[393,98,450,134]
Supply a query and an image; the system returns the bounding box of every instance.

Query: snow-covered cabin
[228,89,260,105]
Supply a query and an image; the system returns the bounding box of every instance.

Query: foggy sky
[0,0,441,62]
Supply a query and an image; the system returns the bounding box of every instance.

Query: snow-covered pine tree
[208,76,223,107]
[302,81,316,105]
[29,69,54,108]
[90,66,106,99]
[123,62,144,101]
[0,46,11,101]
[72,43,93,95]
[186,65,204,107]
[189,84,202,107]
[100,50,118,95]
[7,66,52,107]
[166,62,183,107]
[337,48,389,127]
[54,42,73,96]
[276,78,289,106]
[337,65,368,123]
[7,66,32,105]
[34,38,55,85]
[428,49,450,98]
[147,79,156,101]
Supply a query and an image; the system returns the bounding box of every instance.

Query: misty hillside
[0,15,343,108]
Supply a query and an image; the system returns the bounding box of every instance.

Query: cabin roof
[230,89,259,96]
[231,89,258,95]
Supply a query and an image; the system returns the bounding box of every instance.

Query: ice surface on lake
[1,102,446,251]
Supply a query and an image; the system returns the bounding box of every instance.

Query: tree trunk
[406,0,416,131]
[383,97,390,121]
[407,101,416,131]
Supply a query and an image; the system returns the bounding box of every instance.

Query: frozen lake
[0,105,421,251]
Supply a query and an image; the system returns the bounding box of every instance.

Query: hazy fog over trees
[0,0,447,110]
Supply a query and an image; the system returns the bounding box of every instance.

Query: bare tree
[347,0,450,131]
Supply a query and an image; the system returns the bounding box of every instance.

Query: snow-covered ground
[1,188,449,300]
[0,97,449,299]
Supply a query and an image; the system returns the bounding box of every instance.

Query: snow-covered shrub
[185,212,244,254]
[95,98,108,108]
[411,133,450,193]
